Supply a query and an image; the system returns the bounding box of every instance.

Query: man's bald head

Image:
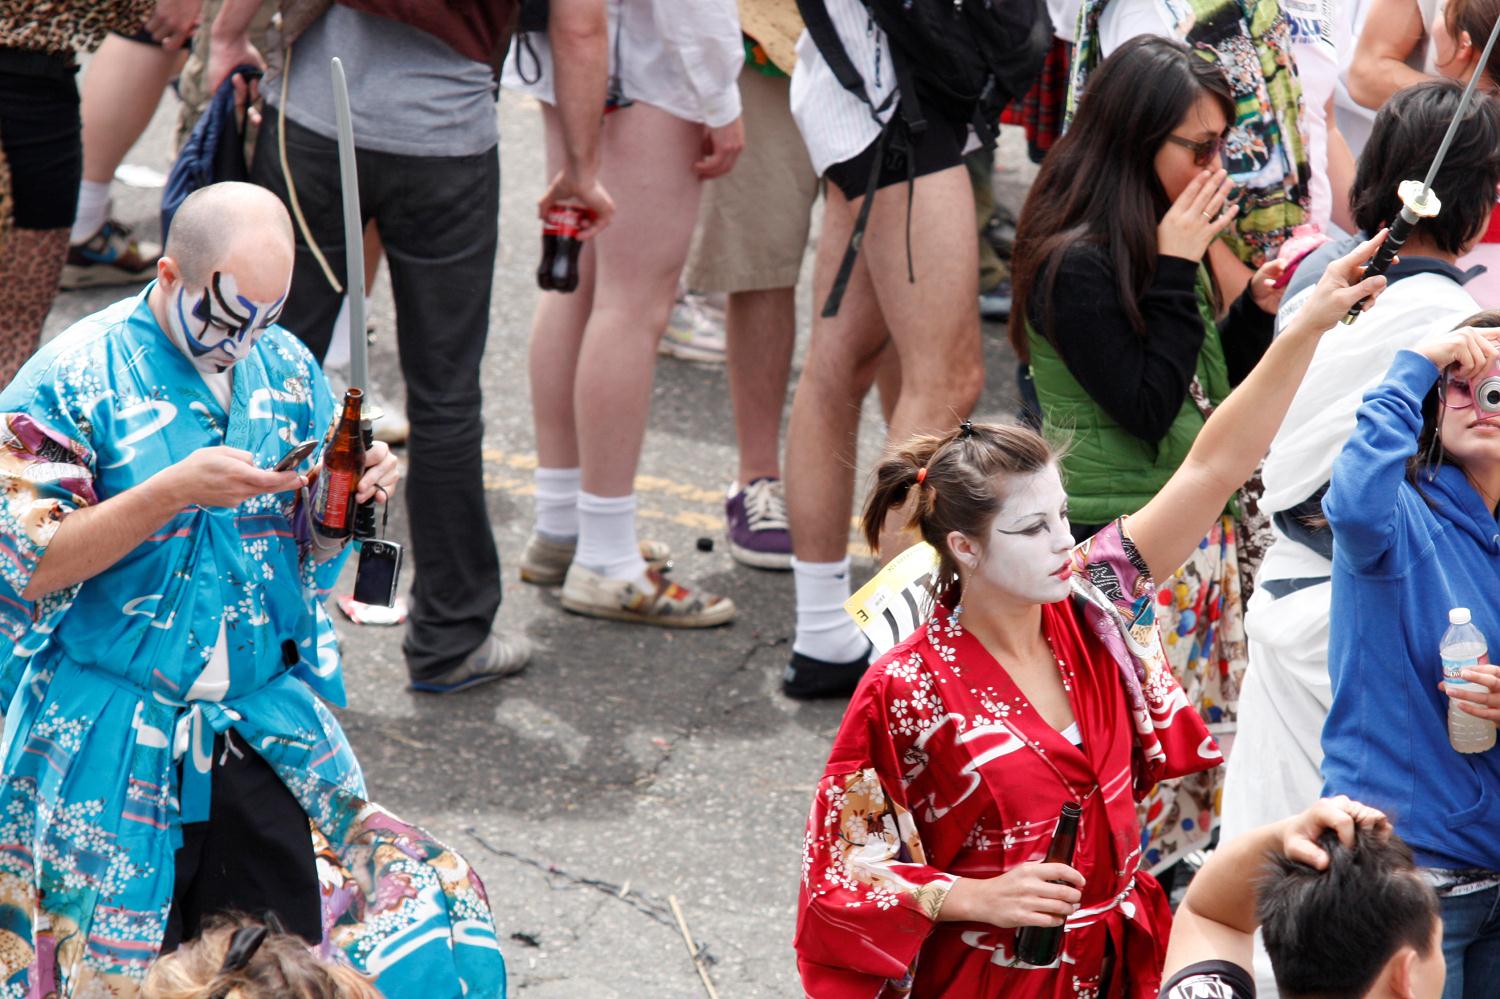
[164,182,295,297]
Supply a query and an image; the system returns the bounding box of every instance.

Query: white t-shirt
[1285,0,1340,228]
[501,0,744,127]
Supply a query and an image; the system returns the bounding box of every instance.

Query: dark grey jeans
[252,113,501,681]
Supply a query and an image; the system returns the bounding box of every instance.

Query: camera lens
[1479,378,1500,413]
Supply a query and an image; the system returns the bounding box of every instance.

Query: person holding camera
[1218,79,1500,993]
[0,183,502,998]
[1318,314,1500,997]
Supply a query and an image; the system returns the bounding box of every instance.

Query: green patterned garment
[1067,0,1310,267]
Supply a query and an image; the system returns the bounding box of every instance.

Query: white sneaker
[658,293,726,363]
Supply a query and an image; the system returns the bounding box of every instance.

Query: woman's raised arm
[1128,231,1390,581]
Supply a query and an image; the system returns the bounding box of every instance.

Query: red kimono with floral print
[795,521,1221,998]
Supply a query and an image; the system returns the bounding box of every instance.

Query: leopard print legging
[0,225,67,386]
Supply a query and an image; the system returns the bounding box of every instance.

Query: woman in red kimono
[794,236,1393,996]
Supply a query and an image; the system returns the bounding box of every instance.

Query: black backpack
[799,0,1052,314]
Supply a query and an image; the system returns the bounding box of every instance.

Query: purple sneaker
[726,478,793,570]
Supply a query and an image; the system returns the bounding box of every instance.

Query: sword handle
[354,420,378,542]
[1340,210,1416,324]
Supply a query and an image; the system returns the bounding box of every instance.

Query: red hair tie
[916,467,928,484]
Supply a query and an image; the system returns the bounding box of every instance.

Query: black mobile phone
[353,539,403,607]
[274,438,319,472]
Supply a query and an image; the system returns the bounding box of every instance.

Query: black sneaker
[781,644,873,700]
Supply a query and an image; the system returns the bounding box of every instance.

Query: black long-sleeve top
[1027,245,1275,444]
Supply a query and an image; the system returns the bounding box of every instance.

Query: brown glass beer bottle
[312,388,365,540]
[1014,801,1083,967]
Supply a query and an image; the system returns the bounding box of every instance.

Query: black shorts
[0,48,82,231]
[161,732,322,950]
[824,104,970,201]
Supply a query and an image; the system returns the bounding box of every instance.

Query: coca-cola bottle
[537,204,590,293]
[311,388,365,541]
[1014,801,1083,967]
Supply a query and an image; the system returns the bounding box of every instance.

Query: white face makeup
[165,270,288,374]
[960,466,1076,607]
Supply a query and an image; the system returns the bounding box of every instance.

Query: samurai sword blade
[330,57,368,397]
[1420,11,1500,198]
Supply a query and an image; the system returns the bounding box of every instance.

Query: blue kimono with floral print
[0,288,504,998]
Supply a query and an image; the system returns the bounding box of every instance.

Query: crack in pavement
[467,828,717,970]
[637,634,789,788]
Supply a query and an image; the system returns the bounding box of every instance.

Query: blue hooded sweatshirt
[1322,349,1500,872]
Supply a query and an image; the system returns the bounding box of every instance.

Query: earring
[951,603,964,625]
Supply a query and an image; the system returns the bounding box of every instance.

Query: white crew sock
[792,556,869,663]
[533,467,581,542]
[575,491,648,580]
[71,180,112,244]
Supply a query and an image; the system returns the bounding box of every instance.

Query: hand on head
[1280,796,1391,871]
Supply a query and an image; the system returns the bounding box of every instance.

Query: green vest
[1028,268,1232,526]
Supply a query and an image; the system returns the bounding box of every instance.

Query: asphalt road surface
[44,85,1033,997]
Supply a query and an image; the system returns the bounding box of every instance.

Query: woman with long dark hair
[794,236,1387,997]
[1009,36,1287,870]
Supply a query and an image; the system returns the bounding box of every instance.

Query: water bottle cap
[1451,607,1473,625]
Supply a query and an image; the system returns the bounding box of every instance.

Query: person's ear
[1385,945,1418,999]
[157,255,182,289]
[947,531,981,571]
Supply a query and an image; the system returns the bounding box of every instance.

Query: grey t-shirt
[266,4,498,158]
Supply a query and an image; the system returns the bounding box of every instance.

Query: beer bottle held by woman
[1014,801,1083,967]
[312,388,365,540]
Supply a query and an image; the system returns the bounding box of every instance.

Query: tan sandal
[559,565,735,628]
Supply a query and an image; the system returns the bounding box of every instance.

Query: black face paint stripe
[209,272,252,335]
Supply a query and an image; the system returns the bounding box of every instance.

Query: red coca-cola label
[544,204,591,239]
[318,469,357,529]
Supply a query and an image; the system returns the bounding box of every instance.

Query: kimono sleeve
[1071,519,1220,796]
[0,393,99,627]
[795,698,956,997]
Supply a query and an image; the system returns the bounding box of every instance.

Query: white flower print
[869,887,900,910]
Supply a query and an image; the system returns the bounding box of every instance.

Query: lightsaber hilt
[1341,180,1439,324]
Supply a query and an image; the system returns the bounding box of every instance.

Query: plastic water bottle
[1441,608,1497,753]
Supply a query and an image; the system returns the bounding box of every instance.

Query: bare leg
[528,102,599,473]
[873,343,900,427]
[726,287,796,485]
[0,228,69,383]
[79,35,186,188]
[785,185,891,567]
[573,103,704,498]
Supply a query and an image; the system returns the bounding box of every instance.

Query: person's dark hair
[1444,0,1500,87]
[1008,35,1234,359]
[1407,309,1500,490]
[862,422,1055,606]
[1258,827,1439,999]
[1352,80,1500,256]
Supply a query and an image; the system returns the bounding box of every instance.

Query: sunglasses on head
[1165,133,1225,168]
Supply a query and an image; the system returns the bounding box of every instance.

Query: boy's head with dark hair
[1259,827,1444,999]
[1353,79,1500,256]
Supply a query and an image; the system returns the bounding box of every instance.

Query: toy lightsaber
[331,57,378,541]
[1342,16,1500,324]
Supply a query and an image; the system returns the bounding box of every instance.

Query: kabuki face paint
[165,271,288,373]
[957,466,1076,607]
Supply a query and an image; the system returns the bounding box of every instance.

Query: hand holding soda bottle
[537,204,595,293]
